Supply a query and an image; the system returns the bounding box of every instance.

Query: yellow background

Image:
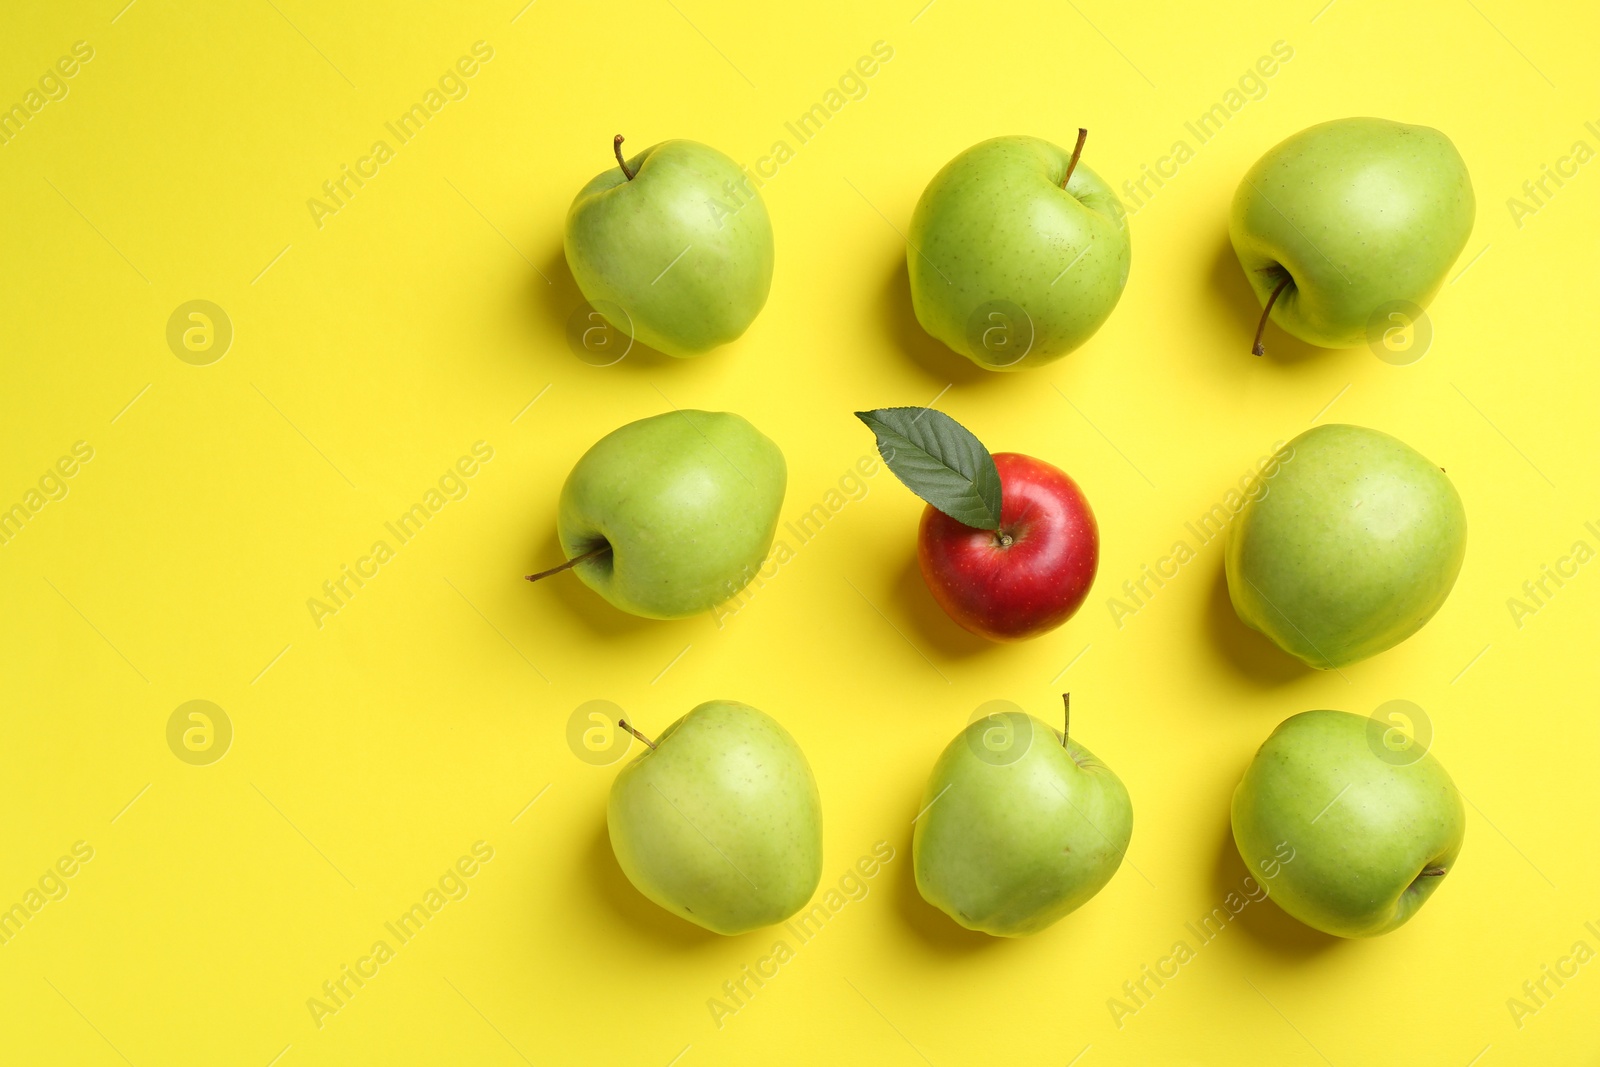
[3,0,1596,1063]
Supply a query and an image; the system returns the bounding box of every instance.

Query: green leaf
[855,407,1001,529]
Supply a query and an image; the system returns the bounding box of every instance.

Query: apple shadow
[886,827,999,956]
[533,242,583,326]
[880,257,994,388]
[532,244,680,372]
[524,526,660,640]
[581,818,722,949]
[1208,817,1343,962]
[1201,560,1310,689]
[1205,235,1330,367]
[887,554,1000,661]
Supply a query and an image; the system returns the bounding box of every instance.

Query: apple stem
[618,718,656,750]
[524,544,610,583]
[1061,692,1070,748]
[613,134,636,181]
[1420,865,1446,877]
[1252,274,1293,356]
[1061,128,1088,189]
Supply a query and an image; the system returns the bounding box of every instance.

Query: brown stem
[1419,865,1447,877]
[1061,128,1088,189]
[1061,692,1071,748]
[1252,274,1293,356]
[613,134,636,181]
[525,544,610,583]
[618,719,656,750]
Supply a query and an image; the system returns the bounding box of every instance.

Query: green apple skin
[607,701,823,935]
[1230,117,1474,349]
[907,136,1131,371]
[1233,710,1465,938]
[565,139,774,358]
[1227,424,1465,669]
[913,713,1132,936]
[557,410,786,620]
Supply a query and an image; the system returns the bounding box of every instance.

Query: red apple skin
[917,452,1098,641]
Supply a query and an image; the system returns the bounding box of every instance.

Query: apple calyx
[525,543,611,583]
[1061,128,1088,190]
[613,134,636,181]
[855,407,1003,531]
[1252,273,1293,356]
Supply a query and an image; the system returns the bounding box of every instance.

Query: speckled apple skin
[558,410,786,620]
[913,713,1131,937]
[1230,117,1474,348]
[1232,710,1465,938]
[566,139,774,357]
[1226,424,1465,669]
[607,701,822,935]
[907,136,1131,371]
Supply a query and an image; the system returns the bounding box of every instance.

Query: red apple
[917,452,1098,641]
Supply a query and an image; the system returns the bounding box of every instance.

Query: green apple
[913,702,1132,936]
[608,700,822,935]
[539,410,785,620]
[1232,709,1465,938]
[1227,424,1465,669]
[1231,117,1474,354]
[565,137,773,358]
[907,132,1131,371]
